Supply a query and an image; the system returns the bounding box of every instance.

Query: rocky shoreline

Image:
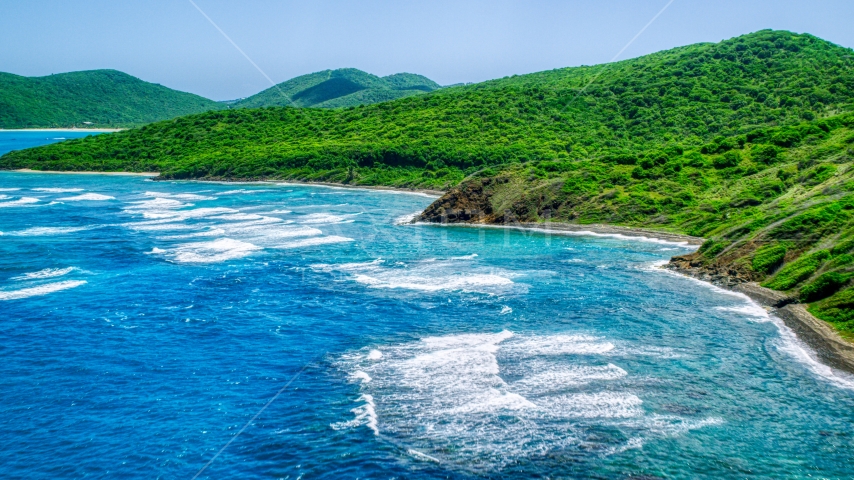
[666,255,854,375]
[416,188,854,374]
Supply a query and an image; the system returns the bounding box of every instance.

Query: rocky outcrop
[666,252,757,289]
[418,177,496,223]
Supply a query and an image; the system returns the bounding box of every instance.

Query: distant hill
[231,68,440,109]
[0,69,224,129]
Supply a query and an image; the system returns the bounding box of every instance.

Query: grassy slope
[231,69,440,109]
[0,70,224,128]
[2,29,854,328]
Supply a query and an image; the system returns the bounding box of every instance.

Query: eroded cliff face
[418,177,497,223]
[666,251,758,288]
[418,175,568,225]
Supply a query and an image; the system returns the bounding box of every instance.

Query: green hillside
[231,68,440,109]
[0,69,224,129]
[2,30,854,329]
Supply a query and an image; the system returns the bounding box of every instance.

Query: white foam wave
[715,304,771,321]
[267,209,292,214]
[502,334,615,356]
[330,394,378,435]
[123,197,192,213]
[144,191,216,201]
[156,228,226,240]
[274,235,353,249]
[220,189,271,195]
[6,226,92,236]
[0,280,87,300]
[11,267,76,281]
[511,364,628,393]
[58,193,115,201]
[151,238,261,264]
[313,257,520,294]
[394,211,421,225]
[500,305,513,315]
[355,272,512,292]
[32,188,84,193]
[298,212,360,224]
[333,330,713,467]
[0,197,39,207]
[0,188,21,191]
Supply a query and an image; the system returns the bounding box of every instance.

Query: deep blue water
[0,130,105,156]
[1,167,854,478]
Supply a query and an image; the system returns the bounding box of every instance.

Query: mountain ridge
[0,69,225,129]
[231,68,440,109]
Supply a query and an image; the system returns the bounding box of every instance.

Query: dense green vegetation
[2,30,853,332]
[0,70,224,128]
[231,69,440,109]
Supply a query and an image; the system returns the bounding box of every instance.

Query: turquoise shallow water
[0,130,103,156]
[1,163,854,478]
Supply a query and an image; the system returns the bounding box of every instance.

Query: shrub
[751,144,780,164]
[763,250,832,290]
[752,243,787,273]
[772,128,801,147]
[831,239,854,256]
[800,272,851,302]
[713,151,741,169]
[700,240,728,258]
[809,287,854,323]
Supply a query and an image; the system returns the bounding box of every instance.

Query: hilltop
[3,30,854,336]
[0,69,224,129]
[231,68,440,109]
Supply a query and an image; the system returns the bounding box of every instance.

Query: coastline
[160,177,445,197]
[13,169,157,176]
[422,218,854,375]
[3,169,443,196]
[413,219,705,246]
[665,263,854,375]
[0,128,124,132]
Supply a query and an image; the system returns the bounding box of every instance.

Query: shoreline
[0,128,124,132]
[3,169,444,196]
[665,264,854,375]
[160,177,445,197]
[413,219,705,246]
[423,219,854,375]
[12,169,158,176]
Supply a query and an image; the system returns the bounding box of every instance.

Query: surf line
[190,357,319,479]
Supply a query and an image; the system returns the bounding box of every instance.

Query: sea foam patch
[334,330,719,469]
[0,197,39,207]
[5,226,94,236]
[144,191,216,201]
[58,193,115,201]
[32,188,84,193]
[0,280,87,301]
[312,257,521,294]
[11,267,76,281]
[150,238,261,264]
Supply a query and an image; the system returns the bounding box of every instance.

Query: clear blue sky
[2,0,853,101]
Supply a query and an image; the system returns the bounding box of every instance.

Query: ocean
[1,134,853,479]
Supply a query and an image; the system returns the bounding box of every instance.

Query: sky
[2,0,853,101]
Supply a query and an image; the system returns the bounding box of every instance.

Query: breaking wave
[334,330,721,469]
[0,280,87,301]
